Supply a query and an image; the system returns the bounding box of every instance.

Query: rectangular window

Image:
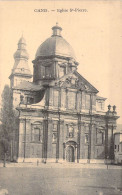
[45,66,51,77]
[101,102,104,110]
[41,66,52,78]
[31,123,42,142]
[41,66,45,78]
[59,67,66,78]
[67,91,76,109]
[27,97,30,104]
[32,128,40,142]
[97,101,104,111]
[96,129,103,145]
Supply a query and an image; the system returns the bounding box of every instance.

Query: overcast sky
[0,1,122,123]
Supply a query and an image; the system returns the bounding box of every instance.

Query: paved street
[0,164,122,195]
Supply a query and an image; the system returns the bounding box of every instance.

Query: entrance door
[66,146,74,162]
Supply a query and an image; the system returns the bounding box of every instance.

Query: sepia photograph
[0,1,122,195]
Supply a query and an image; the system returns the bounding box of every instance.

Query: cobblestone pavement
[0,165,122,195]
[0,162,121,169]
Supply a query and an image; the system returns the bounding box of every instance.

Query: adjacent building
[9,24,119,163]
[114,131,122,164]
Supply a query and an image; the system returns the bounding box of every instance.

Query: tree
[0,85,19,163]
[0,137,9,167]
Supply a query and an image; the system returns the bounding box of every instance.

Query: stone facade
[114,132,122,164]
[9,24,119,163]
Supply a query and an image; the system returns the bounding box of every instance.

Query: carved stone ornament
[75,78,79,87]
[97,129,104,133]
[55,80,63,86]
[65,77,72,84]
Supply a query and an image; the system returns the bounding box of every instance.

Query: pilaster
[77,114,81,162]
[43,112,48,162]
[80,123,85,159]
[90,124,96,159]
[56,114,60,162]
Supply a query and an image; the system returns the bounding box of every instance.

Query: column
[81,91,85,111]
[56,115,60,162]
[55,61,59,79]
[80,123,85,159]
[105,122,108,159]
[59,120,64,161]
[107,124,114,161]
[25,119,31,159]
[77,114,81,163]
[90,124,96,159]
[47,120,53,159]
[77,91,82,112]
[43,112,48,162]
[88,123,92,162]
[88,94,92,162]
[45,87,50,107]
[66,88,68,109]
[23,118,26,160]
[18,118,25,162]
[49,88,53,107]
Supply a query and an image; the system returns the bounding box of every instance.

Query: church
[9,23,119,163]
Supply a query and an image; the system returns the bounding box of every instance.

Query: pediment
[54,71,99,93]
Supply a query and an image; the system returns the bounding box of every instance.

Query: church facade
[9,24,119,163]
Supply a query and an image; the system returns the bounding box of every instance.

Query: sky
[0,1,122,123]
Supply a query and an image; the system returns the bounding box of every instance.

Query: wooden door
[66,146,74,162]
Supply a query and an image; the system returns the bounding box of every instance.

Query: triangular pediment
[54,71,99,93]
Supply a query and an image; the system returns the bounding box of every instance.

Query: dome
[35,23,76,60]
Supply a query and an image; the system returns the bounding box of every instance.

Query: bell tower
[9,36,32,108]
[9,35,32,89]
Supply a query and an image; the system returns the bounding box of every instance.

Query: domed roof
[35,23,76,60]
